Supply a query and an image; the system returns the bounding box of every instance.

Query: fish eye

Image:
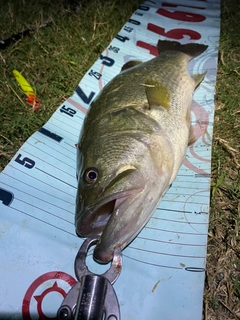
[84,168,98,184]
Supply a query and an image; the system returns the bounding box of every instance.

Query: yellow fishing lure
[13,69,35,96]
[13,69,40,109]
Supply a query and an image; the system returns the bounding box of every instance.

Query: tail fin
[157,40,208,59]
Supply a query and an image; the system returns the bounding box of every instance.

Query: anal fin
[192,71,207,89]
[186,108,196,146]
[188,124,196,146]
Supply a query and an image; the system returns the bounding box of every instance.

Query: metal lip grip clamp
[57,236,122,320]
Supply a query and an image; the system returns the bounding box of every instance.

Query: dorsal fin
[141,79,170,110]
[121,60,142,72]
[157,40,208,60]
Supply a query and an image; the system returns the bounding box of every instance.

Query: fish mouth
[75,166,146,263]
[75,193,131,237]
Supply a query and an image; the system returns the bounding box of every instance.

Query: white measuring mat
[0,1,220,319]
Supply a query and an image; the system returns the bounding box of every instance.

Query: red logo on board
[22,271,76,320]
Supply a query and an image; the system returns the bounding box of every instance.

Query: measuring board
[0,1,220,319]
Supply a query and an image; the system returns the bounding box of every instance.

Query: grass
[0,0,239,319]
[0,0,143,165]
[205,0,240,318]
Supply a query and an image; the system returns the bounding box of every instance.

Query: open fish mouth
[75,167,146,262]
[75,194,130,237]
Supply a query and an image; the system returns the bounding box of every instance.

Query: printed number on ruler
[15,153,35,169]
[60,105,76,117]
[0,187,14,206]
[156,7,206,22]
[115,8,143,42]
[108,45,120,54]
[136,2,206,55]
[99,55,115,67]
[89,70,102,80]
[76,52,116,104]
[75,86,96,105]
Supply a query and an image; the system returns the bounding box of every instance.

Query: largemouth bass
[75,40,208,263]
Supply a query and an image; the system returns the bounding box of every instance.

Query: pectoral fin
[121,60,142,72]
[141,79,170,110]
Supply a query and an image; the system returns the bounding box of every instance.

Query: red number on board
[148,23,201,40]
[157,8,206,22]
[162,2,205,10]
[136,41,159,56]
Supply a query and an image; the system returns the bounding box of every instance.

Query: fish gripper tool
[57,235,122,320]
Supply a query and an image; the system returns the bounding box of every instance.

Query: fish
[75,40,208,263]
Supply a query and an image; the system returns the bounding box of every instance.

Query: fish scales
[75,40,208,263]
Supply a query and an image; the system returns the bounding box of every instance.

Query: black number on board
[75,86,95,104]
[60,105,76,117]
[88,69,102,80]
[99,55,115,67]
[128,18,141,25]
[138,5,150,11]
[15,154,35,169]
[108,45,120,53]
[135,12,143,16]
[38,127,63,142]
[124,26,134,33]
[115,34,130,42]
[0,188,14,206]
